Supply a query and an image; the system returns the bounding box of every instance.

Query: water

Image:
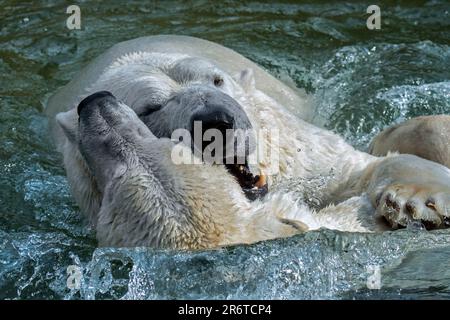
[0,0,449,299]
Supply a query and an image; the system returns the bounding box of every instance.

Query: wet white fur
[51,36,450,248]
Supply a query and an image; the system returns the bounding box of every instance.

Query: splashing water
[0,0,449,299]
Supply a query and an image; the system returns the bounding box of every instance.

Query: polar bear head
[58,53,268,191]
[74,90,239,247]
[69,90,301,248]
[55,53,283,236]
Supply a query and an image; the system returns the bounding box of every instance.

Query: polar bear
[47,35,450,249]
[370,115,450,169]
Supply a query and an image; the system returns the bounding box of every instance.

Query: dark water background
[0,0,449,299]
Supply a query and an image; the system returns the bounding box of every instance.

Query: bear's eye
[213,76,224,87]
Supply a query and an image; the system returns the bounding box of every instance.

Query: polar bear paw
[366,155,450,230]
[375,183,450,229]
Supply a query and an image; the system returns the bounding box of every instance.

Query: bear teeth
[255,174,266,188]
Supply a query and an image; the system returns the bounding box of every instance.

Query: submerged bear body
[47,35,450,249]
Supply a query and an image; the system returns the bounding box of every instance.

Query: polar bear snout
[77,91,154,190]
[146,85,253,134]
[191,105,234,134]
[77,91,115,116]
[141,85,255,163]
[78,91,150,138]
[187,87,254,159]
[187,86,251,132]
[190,107,234,160]
[77,90,128,129]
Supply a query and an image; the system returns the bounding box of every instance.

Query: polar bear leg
[313,195,388,233]
[359,154,450,230]
[369,115,450,168]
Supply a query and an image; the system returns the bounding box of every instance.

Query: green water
[0,0,449,299]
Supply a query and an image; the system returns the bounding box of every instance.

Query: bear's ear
[233,68,255,94]
[56,109,78,143]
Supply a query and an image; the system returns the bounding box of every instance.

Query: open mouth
[196,120,267,201]
[193,135,269,200]
[224,161,268,201]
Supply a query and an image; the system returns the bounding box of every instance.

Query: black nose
[191,108,234,137]
[190,108,235,157]
[77,91,115,116]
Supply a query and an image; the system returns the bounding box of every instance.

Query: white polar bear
[47,35,450,249]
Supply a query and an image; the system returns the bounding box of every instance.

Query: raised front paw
[375,183,450,229]
[367,155,450,230]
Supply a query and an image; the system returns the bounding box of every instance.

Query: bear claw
[375,185,449,230]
